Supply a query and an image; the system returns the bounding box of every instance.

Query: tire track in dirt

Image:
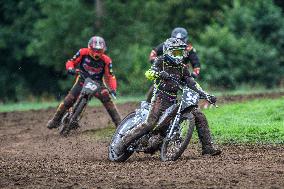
[0,93,283,188]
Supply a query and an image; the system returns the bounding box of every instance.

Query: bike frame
[112,85,200,149]
[160,86,199,139]
[64,77,101,122]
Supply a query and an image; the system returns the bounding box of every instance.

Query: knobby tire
[108,112,136,162]
[160,110,195,161]
[60,98,87,137]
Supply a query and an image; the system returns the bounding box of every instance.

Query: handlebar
[72,69,117,100]
[191,72,198,79]
[111,93,117,100]
[158,71,197,85]
[158,71,217,105]
[75,68,83,76]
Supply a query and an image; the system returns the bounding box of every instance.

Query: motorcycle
[108,76,215,162]
[59,70,116,136]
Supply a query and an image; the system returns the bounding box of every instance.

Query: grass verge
[1,93,284,144]
[0,96,144,113]
[204,97,284,144]
[87,97,284,144]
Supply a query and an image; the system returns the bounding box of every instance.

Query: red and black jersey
[66,48,117,91]
[149,42,200,69]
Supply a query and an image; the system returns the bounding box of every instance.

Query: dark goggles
[91,48,104,53]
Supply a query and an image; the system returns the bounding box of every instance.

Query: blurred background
[1,0,284,102]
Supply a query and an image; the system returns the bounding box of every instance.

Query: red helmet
[88,36,107,60]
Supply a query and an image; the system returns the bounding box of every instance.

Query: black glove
[159,71,170,80]
[191,72,198,79]
[67,68,76,75]
[110,90,117,98]
[207,95,217,104]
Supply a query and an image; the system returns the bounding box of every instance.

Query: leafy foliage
[1,0,284,101]
[198,0,284,89]
[198,25,279,88]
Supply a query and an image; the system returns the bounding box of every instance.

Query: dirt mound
[1,94,284,188]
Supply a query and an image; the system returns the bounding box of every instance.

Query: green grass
[85,97,284,144]
[1,92,284,144]
[1,87,283,112]
[213,86,284,96]
[204,97,284,144]
[0,101,60,112]
[0,96,144,112]
[83,124,116,140]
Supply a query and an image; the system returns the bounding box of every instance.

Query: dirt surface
[1,94,284,189]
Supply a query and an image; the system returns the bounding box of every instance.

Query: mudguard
[109,101,150,157]
[117,101,149,136]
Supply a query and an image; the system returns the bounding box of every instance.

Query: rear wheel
[160,111,195,161]
[59,98,87,137]
[108,112,136,162]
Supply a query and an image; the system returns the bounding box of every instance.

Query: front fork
[167,103,183,140]
[70,93,89,122]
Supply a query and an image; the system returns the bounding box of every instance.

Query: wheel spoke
[161,112,195,161]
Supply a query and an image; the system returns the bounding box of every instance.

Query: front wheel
[160,111,195,161]
[59,98,87,137]
[108,112,136,162]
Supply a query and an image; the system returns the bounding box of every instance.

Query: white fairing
[181,87,200,110]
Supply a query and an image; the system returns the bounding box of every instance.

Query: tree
[197,0,283,89]
[0,0,47,101]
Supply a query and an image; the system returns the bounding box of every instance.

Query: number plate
[85,82,98,91]
[182,88,199,107]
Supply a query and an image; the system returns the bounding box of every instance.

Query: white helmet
[163,38,187,65]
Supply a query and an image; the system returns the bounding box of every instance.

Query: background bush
[0,0,283,101]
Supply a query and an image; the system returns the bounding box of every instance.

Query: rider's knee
[100,89,111,103]
[63,93,76,108]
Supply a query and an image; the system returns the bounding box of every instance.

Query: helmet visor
[172,49,184,57]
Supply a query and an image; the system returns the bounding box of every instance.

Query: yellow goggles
[172,49,184,57]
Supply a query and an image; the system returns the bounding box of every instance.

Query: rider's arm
[149,43,164,64]
[102,55,117,91]
[182,66,207,97]
[183,66,216,104]
[184,44,200,76]
[65,48,88,70]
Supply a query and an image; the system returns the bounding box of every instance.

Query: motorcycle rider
[47,36,122,129]
[146,27,200,102]
[116,38,221,156]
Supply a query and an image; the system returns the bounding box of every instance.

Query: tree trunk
[94,0,104,32]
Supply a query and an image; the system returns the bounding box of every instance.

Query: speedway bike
[108,76,215,162]
[59,70,116,136]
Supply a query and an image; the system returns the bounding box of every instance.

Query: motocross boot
[47,103,67,129]
[193,110,222,156]
[103,101,122,127]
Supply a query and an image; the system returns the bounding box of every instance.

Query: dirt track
[1,94,284,189]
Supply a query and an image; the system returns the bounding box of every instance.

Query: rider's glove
[159,71,170,80]
[191,72,198,79]
[206,95,217,104]
[110,90,117,98]
[193,68,200,77]
[67,68,76,75]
